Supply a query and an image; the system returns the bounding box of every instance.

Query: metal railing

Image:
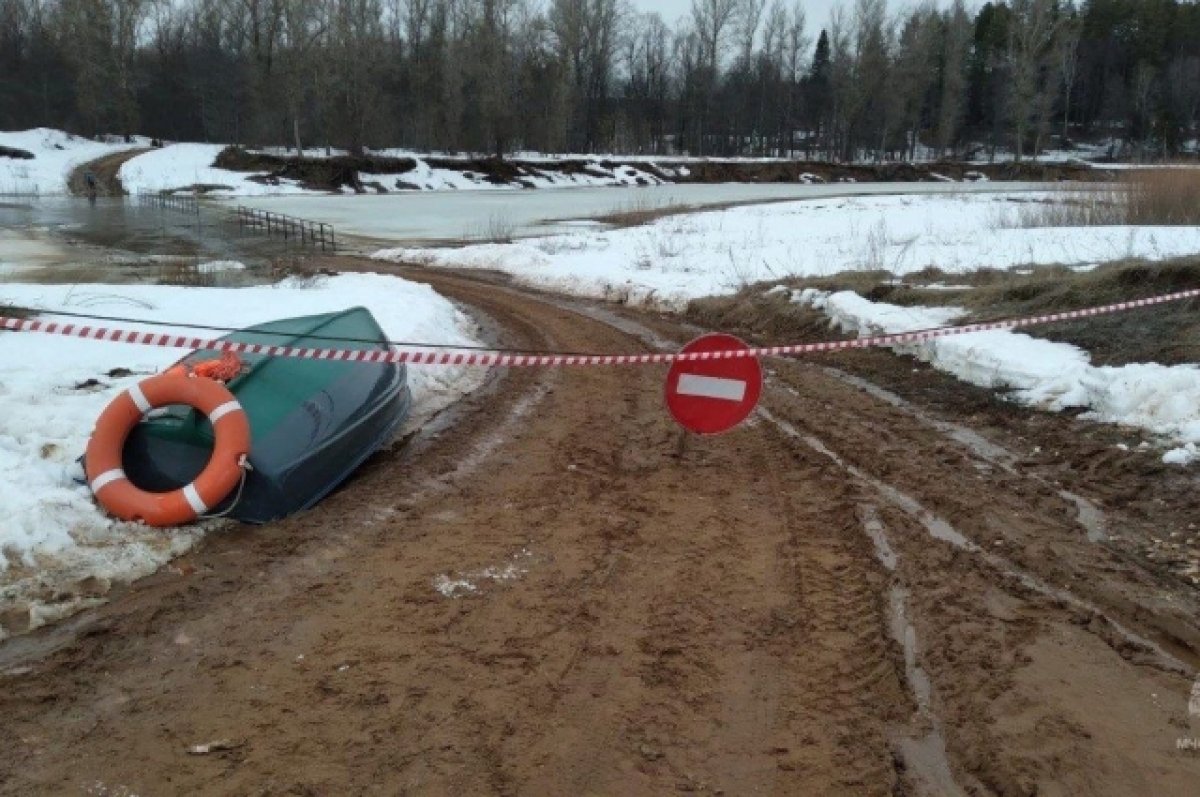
[235,205,336,252]
[136,191,199,215]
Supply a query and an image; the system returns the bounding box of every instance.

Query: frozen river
[233,181,1061,245]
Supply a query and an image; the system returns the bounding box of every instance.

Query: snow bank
[794,289,1200,462]
[0,128,146,195]
[364,158,665,192]
[119,143,666,196]
[374,192,1200,306]
[0,272,483,636]
[118,144,315,196]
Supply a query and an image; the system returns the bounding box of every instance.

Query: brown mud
[1,262,1198,795]
[67,149,151,197]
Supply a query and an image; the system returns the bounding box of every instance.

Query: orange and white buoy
[85,372,251,527]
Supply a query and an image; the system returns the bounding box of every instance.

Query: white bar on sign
[676,374,747,402]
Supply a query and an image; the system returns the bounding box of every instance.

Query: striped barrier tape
[1,288,1197,367]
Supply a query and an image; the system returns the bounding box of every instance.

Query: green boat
[115,307,411,523]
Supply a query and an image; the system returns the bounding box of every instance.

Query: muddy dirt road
[2,264,1199,795]
[68,149,150,197]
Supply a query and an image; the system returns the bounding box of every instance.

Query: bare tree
[277,0,327,153]
[736,0,764,64]
[624,12,671,152]
[324,0,385,153]
[936,0,971,156]
[1057,9,1081,144]
[690,0,737,71]
[851,0,890,161]
[779,2,806,156]
[1007,0,1061,162]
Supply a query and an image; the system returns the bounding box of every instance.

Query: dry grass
[942,258,1200,316]
[1012,169,1200,227]
[596,197,686,228]
[1125,170,1200,225]
[0,303,32,320]
[688,256,1200,368]
[595,197,800,229]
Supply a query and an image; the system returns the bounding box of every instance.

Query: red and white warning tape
[1,288,1197,367]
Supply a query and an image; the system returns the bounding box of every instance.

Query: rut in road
[0,271,913,795]
[2,266,1199,796]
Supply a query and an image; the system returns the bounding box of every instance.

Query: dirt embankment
[213,145,1105,193]
[214,147,674,192]
[665,158,1102,184]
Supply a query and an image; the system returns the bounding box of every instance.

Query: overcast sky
[631,0,847,31]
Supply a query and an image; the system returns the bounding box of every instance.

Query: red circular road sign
[665,333,763,435]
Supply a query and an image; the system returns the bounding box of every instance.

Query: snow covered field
[791,288,1200,465]
[0,129,146,195]
[374,189,1200,462]
[374,191,1200,306]
[0,272,484,637]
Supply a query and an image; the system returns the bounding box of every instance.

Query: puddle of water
[859,504,898,572]
[822,365,1111,547]
[1060,490,1108,543]
[858,503,964,796]
[897,732,967,797]
[823,366,1017,469]
[768,409,977,551]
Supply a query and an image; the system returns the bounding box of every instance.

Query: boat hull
[109,307,410,523]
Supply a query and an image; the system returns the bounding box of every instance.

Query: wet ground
[2,262,1199,795]
[0,197,294,286]
[3,181,1199,794]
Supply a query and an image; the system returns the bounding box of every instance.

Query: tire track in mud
[496,289,1200,794]
[69,149,150,197]
[0,268,911,796]
[3,264,1199,795]
[756,361,1200,795]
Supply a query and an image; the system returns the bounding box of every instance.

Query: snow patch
[795,289,1200,457]
[118,143,666,196]
[0,273,484,636]
[374,192,1200,306]
[119,144,313,196]
[0,128,146,195]
[1164,444,1198,466]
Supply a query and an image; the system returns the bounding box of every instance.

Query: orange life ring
[85,373,252,527]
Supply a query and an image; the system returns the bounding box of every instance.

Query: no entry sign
[665,333,763,434]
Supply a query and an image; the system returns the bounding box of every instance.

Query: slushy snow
[0,272,484,636]
[793,288,1200,463]
[374,192,1200,306]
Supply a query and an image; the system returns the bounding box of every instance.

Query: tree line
[1,0,1198,162]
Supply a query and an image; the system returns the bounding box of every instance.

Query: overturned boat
[88,307,410,524]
